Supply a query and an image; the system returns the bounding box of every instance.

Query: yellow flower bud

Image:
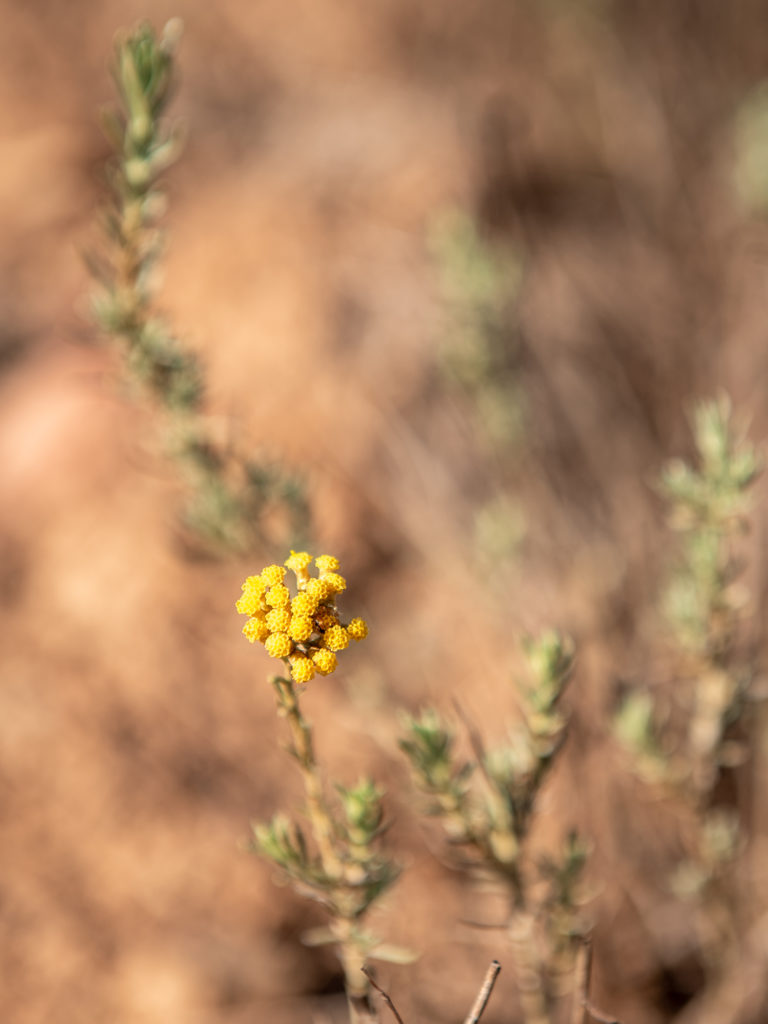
[243,616,270,644]
[322,572,347,594]
[236,591,264,616]
[312,648,337,676]
[315,554,340,574]
[291,592,318,616]
[323,625,349,652]
[260,564,286,587]
[265,632,293,658]
[289,655,315,684]
[346,617,369,641]
[266,607,291,633]
[265,584,290,608]
[241,575,266,595]
[306,578,332,601]
[289,615,314,642]
[285,551,313,572]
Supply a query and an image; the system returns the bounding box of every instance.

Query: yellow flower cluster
[237,552,369,683]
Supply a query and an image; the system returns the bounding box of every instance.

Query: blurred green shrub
[430,209,525,447]
[90,21,309,554]
[430,209,528,569]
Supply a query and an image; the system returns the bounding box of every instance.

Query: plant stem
[271,675,342,878]
[270,675,378,1023]
[508,909,551,1024]
[464,960,502,1024]
[335,918,379,1024]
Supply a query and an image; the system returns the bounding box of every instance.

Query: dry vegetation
[3,2,768,1023]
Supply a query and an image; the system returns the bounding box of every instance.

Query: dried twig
[362,967,405,1024]
[463,960,502,1024]
[572,937,621,1024]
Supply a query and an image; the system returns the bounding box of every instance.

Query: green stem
[508,909,552,1024]
[270,675,377,1023]
[271,675,342,878]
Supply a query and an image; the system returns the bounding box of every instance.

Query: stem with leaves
[614,394,761,997]
[90,20,308,552]
[400,631,588,1024]
[254,674,402,1024]
[660,395,760,799]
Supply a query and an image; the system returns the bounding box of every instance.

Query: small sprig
[618,395,760,799]
[401,631,586,1024]
[90,21,309,553]
[401,632,574,878]
[253,813,332,891]
[661,394,759,664]
[430,209,525,448]
[92,20,191,405]
[398,709,474,838]
[538,833,591,990]
[337,779,387,856]
[615,394,760,995]
[612,690,668,784]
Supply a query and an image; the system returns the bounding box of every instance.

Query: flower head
[266,607,291,633]
[236,591,264,616]
[265,584,290,608]
[242,575,266,595]
[292,592,318,616]
[347,617,369,641]
[289,615,315,643]
[323,625,350,652]
[289,654,315,684]
[243,616,270,644]
[236,553,368,681]
[315,554,340,575]
[312,648,337,676]
[261,564,286,588]
[306,577,332,602]
[265,632,293,659]
[286,551,313,573]
[322,572,347,595]
[285,550,313,586]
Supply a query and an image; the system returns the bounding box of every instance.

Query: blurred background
[3,1,768,1022]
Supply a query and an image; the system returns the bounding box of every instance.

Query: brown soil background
[3,2,768,1022]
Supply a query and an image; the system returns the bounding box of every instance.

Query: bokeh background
[3,1,768,1022]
